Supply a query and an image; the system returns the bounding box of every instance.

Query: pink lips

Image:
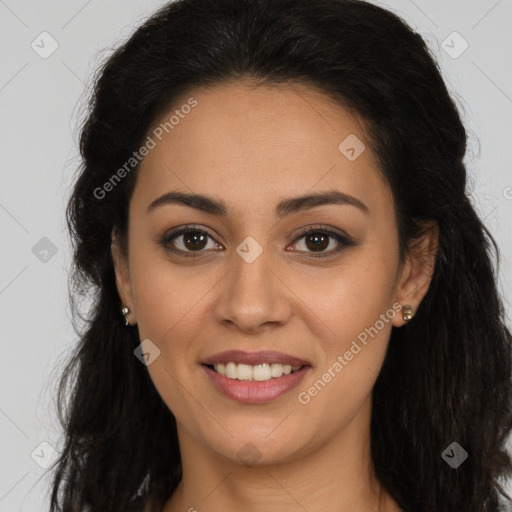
[201,364,311,404]
[201,350,312,404]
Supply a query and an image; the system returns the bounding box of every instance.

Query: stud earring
[402,305,414,322]
[121,306,130,326]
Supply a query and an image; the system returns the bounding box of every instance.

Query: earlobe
[111,230,136,325]
[392,220,439,327]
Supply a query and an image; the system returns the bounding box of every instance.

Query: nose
[212,243,292,334]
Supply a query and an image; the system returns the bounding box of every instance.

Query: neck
[163,396,401,512]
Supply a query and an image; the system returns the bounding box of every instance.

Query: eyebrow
[147,189,369,217]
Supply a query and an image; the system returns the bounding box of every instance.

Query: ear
[391,219,439,327]
[111,229,136,325]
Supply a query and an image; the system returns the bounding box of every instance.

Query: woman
[49,0,512,511]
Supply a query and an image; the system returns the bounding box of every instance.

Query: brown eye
[160,224,354,259]
[304,232,330,252]
[290,226,354,258]
[181,231,208,251]
[160,225,222,257]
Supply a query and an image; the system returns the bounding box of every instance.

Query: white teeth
[253,364,272,381]
[270,364,283,378]
[225,362,237,379]
[212,362,302,381]
[237,363,253,381]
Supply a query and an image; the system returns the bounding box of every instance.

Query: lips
[201,349,311,367]
[200,350,312,404]
[202,364,311,404]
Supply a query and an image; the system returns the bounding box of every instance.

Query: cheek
[128,254,213,415]
[295,244,399,391]
[297,280,395,420]
[129,242,216,342]
[296,247,398,338]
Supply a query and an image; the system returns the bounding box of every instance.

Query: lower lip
[201,364,311,404]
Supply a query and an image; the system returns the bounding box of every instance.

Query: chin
[198,420,311,466]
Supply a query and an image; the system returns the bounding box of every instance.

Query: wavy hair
[49,0,512,510]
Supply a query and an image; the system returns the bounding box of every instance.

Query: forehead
[132,81,392,218]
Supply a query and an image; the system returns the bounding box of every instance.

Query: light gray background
[1,0,511,510]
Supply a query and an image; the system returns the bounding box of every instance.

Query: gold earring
[402,305,414,322]
[121,306,130,326]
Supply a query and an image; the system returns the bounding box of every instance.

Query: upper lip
[202,350,311,367]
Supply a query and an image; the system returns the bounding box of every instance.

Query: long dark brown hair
[49,0,512,510]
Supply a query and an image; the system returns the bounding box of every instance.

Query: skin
[111,81,438,512]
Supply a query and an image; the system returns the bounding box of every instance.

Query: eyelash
[159,224,354,259]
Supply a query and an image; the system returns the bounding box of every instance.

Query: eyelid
[160,224,221,258]
[159,223,354,258]
[287,224,354,257]
[290,224,351,244]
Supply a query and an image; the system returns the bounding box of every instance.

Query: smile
[201,363,311,404]
[200,349,312,403]
[210,362,303,381]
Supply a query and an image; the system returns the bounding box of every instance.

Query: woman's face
[112,81,435,465]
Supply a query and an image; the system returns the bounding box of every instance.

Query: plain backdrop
[0,0,511,510]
